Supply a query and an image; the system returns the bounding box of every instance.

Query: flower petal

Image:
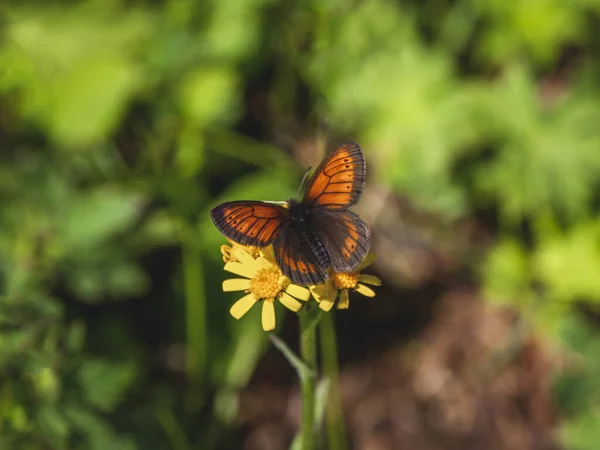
[358,253,377,270]
[255,256,273,270]
[224,261,255,279]
[355,283,376,297]
[358,274,382,286]
[223,278,251,292]
[318,297,335,312]
[221,245,232,263]
[230,293,257,319]
[259,245,276,263]
[233,248,259,268]
[261,301,276,331]
[337,289,350,309]
[310,282,337,304]
[285,284,311,301]
[279,292,303,312]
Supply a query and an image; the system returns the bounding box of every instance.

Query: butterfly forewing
[210,201,288,247]
[311,208,370,273]
[303,141,366,209]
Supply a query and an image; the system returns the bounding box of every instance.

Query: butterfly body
[211,142,370,285]
[283,199,331,269]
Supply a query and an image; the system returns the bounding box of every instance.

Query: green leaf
[6,4,150,148]
[175,126,205,178]
[560,409,600,450]
[36,403,69,447]
[534,222,600,302]
[41,57,140,148]
[178,66,239,126]
[201,0,273,61]
[60,188,142,249]
[66,405,137,450]
[32,367,60,400]
[106,262,148,298]
[77,359,136,412]
[269,334,315,381]
[308,1,481,216]
[66,320,86,352]
[138,211,180,246]
[553,314,600,416]
[475,0,584,64]
[475,66,600,222]
[482,238,530,303]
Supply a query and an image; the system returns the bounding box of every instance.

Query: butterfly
[210,141,370,285]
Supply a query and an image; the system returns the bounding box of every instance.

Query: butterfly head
[287,198,311,224]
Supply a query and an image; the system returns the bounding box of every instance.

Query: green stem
[181,227,207,384]
[299,310,318,450]
[320,313,348,450]
[155,406,190,450]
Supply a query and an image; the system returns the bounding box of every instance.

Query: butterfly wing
[210,201,288,247]
[273,223,329,285]
[303,141,366,209]
[311,208,370,273]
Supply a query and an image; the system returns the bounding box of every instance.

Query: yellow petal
[255,256,273,270]
[233,248,259,267]
[229,293,257,319]
[337,289,350,309]
[354,283,376,297]
[358,274,382,286]
[261,301,276,331]
[279,292,303,312]
[223,278,251,292]
[224,261,255,279]
[310,282,337,304]
[318,297,335,312]
[221,245,233,263]
[259,245,276,262]
[285,284,311,301]
[358,253,377,270]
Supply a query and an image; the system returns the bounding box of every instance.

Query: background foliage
[2,0,600,449]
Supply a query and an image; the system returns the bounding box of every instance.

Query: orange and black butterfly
[210,142,370,285]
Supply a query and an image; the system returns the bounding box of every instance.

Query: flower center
[332,271,359,290]
[250,266,284,301]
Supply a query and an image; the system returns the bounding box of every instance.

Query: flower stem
[320,313,348,450]
[299,309,318,450]
[181,227,206,384]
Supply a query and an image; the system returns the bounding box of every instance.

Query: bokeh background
[2,0,600,449]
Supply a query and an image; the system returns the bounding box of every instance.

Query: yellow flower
[220,238,259,263]
[223,247,311,331]
[310,253,382,311]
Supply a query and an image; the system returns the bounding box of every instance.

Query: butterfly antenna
[296,166,312,198]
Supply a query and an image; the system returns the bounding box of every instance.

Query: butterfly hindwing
[303,141,366,209]
[310,208,370,273]
[210,201,288,247]
[273,222,329,285]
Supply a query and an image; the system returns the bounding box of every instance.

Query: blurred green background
[2,0,600,449]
